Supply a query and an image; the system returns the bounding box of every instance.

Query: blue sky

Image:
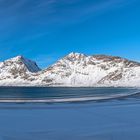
[0,0,140,68]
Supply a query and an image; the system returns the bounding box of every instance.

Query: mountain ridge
[0,53,140,87]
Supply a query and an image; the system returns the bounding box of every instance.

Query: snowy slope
[0,56,41,86]
[39,52,140,87]
[0,53,140,87]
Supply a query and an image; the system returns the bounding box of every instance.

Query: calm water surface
[0,87,139,103]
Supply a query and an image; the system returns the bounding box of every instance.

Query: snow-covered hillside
[0,53,140,87]
[0,56,41,86]
[39,52,140,87]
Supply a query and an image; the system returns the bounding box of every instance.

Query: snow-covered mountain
[0,53,140,87]
[39,52,140,87]
[0,56,41,86]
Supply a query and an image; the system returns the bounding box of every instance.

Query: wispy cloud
[0,0,139,64]
[0,0,138,46]
[0,0,137,29]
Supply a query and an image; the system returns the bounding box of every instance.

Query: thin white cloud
[0,0,136,26]
[0,0,138,46]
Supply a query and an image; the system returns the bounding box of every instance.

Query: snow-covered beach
[0,98,140,140]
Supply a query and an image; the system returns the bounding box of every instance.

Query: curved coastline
[0,90,139,103]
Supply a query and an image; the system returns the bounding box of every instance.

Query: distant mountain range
[0,52,140,87]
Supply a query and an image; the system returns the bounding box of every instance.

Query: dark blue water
[0,87,139,103]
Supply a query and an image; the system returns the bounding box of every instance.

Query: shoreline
[0,90,139,103]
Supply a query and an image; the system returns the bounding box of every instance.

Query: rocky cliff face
[0,53,140,87]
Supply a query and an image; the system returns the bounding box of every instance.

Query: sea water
[0,87,139,103]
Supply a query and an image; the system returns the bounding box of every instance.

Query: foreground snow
[0,52,140,87]
[0,100,140,140]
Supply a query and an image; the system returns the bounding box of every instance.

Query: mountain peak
[4,55,41,73]
[65,52,87,60]
[68,52,86,56]
[16,55,24,59]
[9,55,26,61]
